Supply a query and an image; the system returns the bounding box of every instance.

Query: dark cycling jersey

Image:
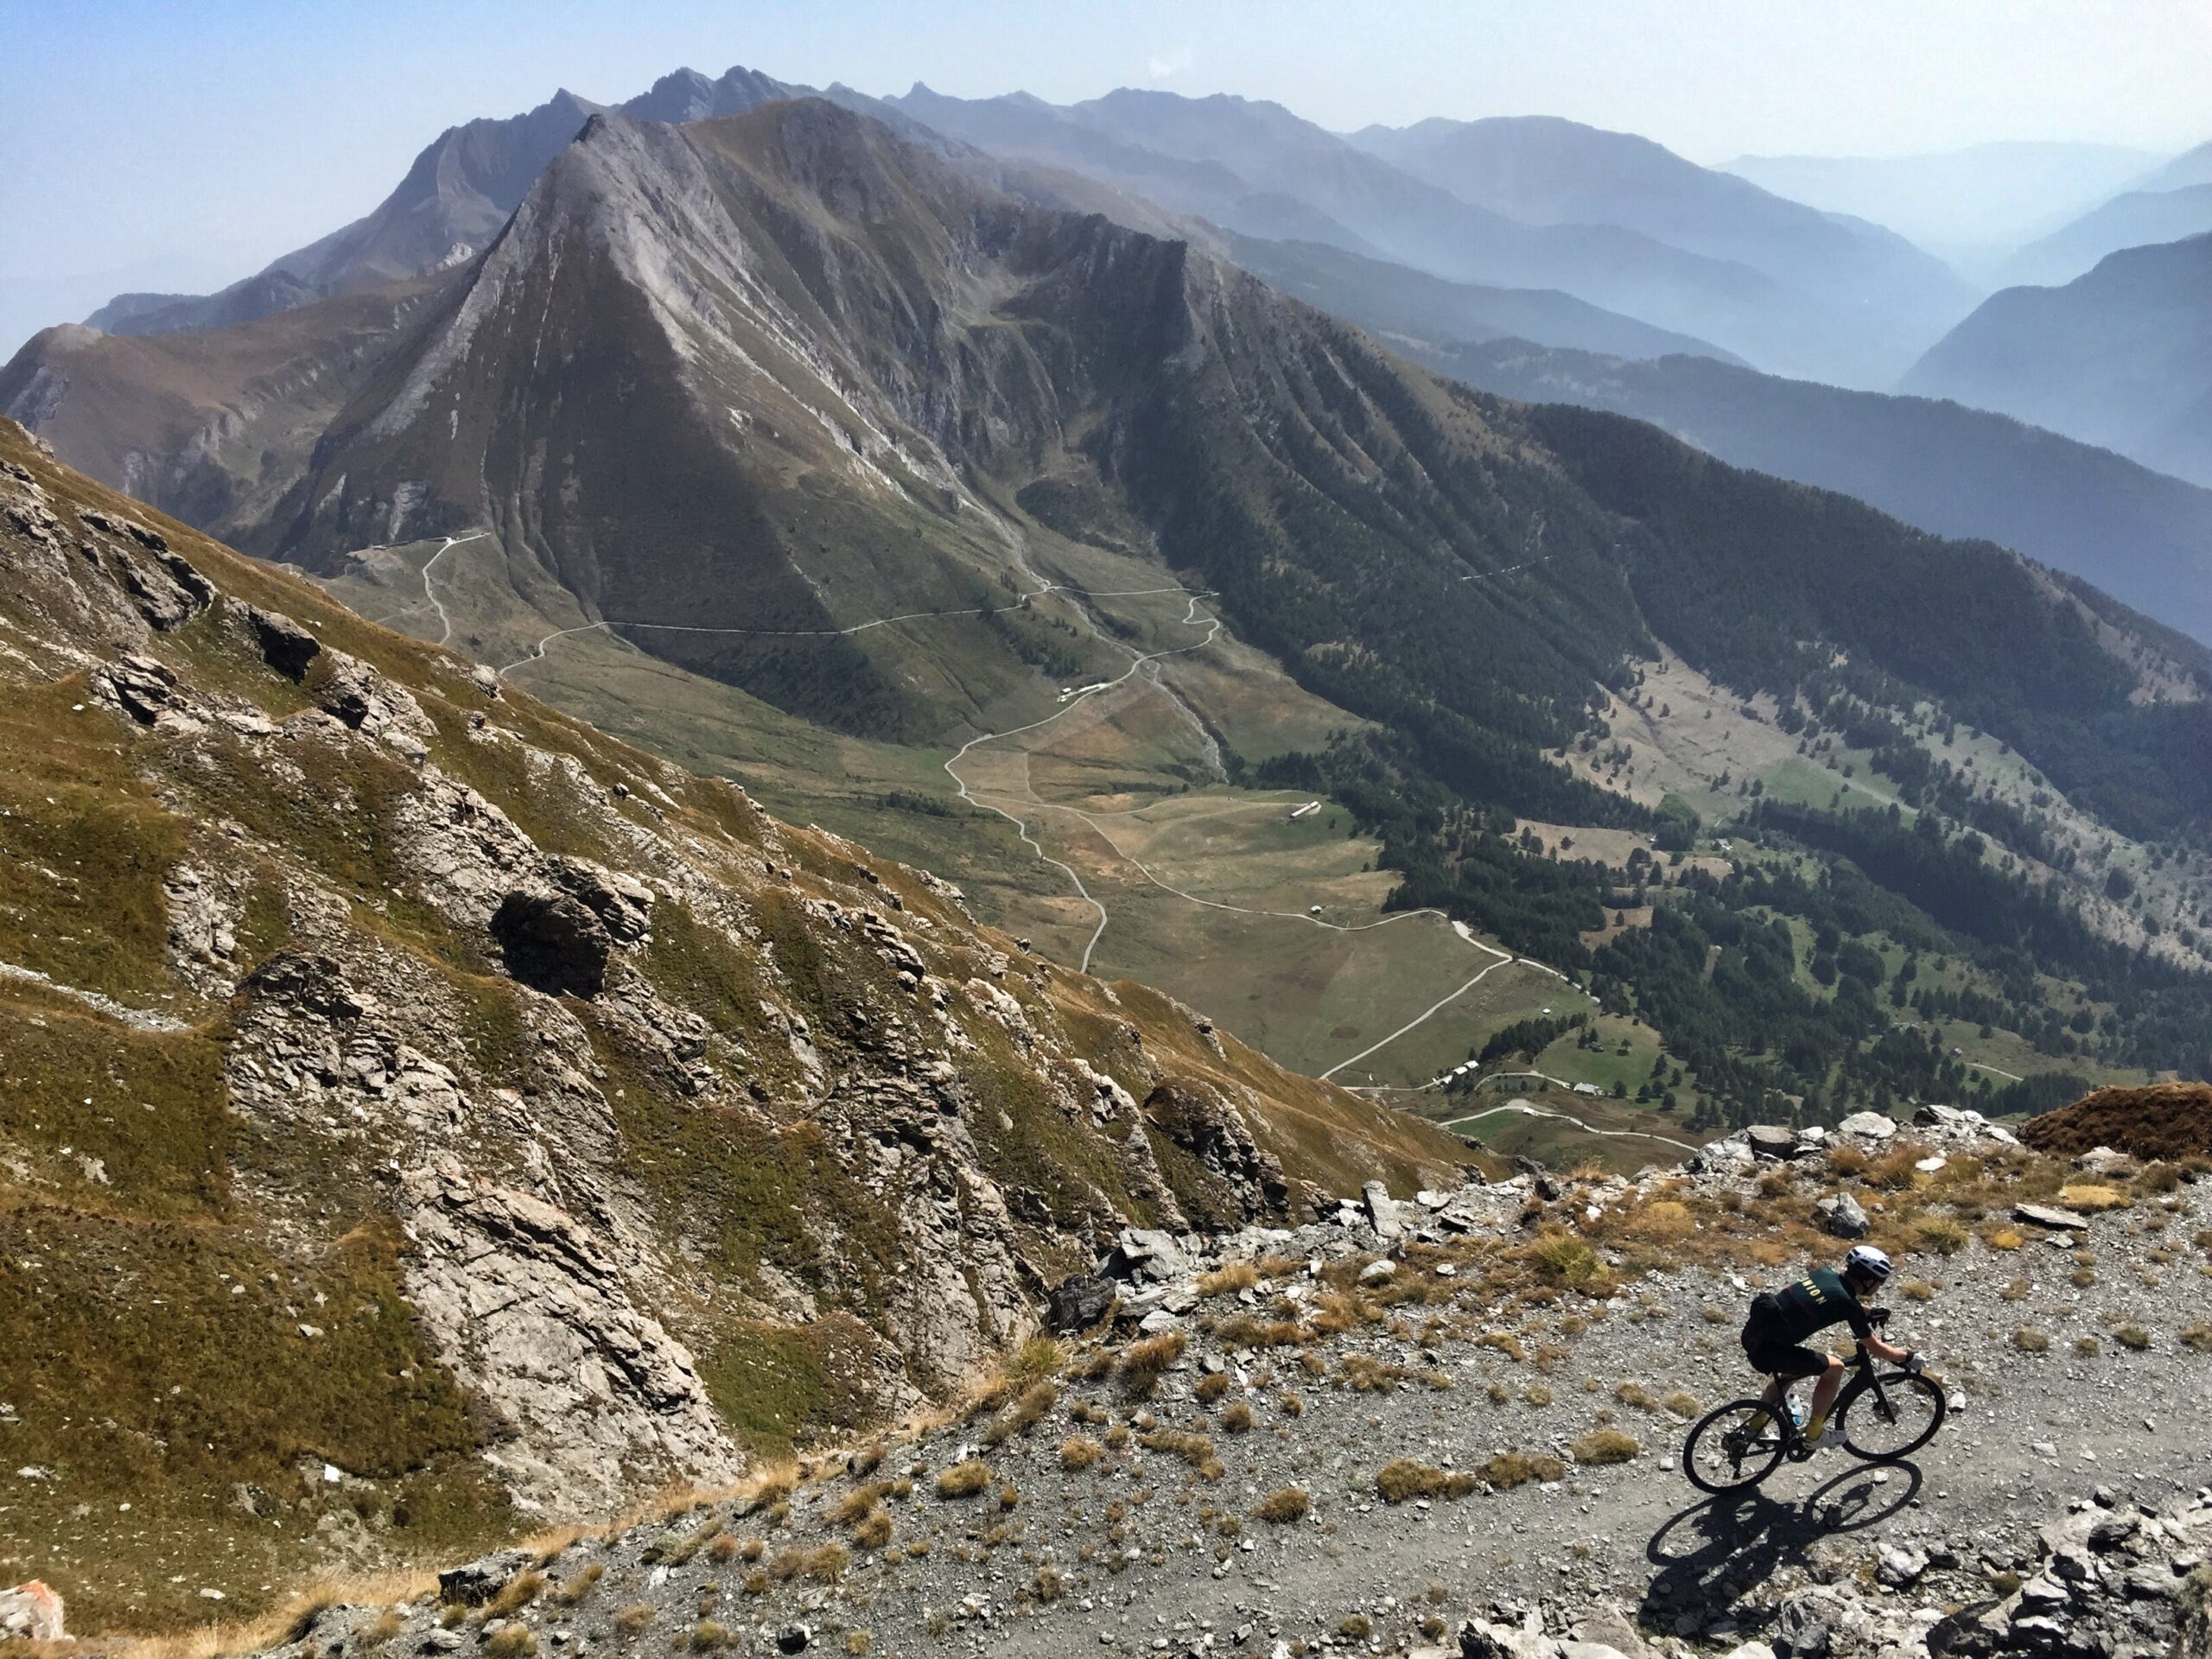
[1748,1266,1875,1346]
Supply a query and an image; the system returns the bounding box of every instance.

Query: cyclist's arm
[1862,1332,1912,1365]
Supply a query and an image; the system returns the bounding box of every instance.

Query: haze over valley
[5,9,2212,1655]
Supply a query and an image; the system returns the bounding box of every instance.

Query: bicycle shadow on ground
[1639,1462,1924,1631]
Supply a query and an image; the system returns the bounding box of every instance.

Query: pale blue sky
[5,0,2209,354]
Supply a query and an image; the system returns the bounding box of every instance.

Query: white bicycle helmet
[1844,1244,1893,1282]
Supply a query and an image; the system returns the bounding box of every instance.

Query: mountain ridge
[1904,232,2212,489]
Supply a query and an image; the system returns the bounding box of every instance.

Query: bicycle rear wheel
[1681,1399,1789,1494]
[1839,1372,1945,1461]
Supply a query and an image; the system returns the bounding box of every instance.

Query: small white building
[1572,1082,1603,1097]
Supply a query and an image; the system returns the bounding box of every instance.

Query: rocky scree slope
[0,419,1469,1630]
[209,1105,2212,1659]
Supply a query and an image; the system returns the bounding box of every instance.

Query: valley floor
[305,530,1678,1116]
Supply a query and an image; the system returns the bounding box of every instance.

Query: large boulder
[1835,1111,1897,1142]
[1363,1179,1404,1237]
[436,1550,536,1607]
[2013,1202,2092,1233]
[1815,1192,1870,1238]
[0,1582,65,1641]
[1745,1124,1805,1160]
[489,889,613,997]
[247,605,321,679]
[1045,1273,1116,1332]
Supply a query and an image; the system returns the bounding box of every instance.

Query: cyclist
[1740,1244,1923,1449]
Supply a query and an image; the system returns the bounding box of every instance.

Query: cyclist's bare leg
[1807,1355,1846,1427]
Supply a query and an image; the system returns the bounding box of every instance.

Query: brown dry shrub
[1478,1451,1567,1489]
[2012,1327,2050,1353]
[935,1460,991,1498]
[1193,1371,1230,1402]
[1476,1331,1525,1362]
[1221,1401,1255,1433]
[1140,1428,1216,1468]
[1214,1314,1308,1348]
[830,1483,892,1526]
[980,1381,1058,1447]
[554,1564,604,1605]
[1914,1217,1969,1255]
[852,1510,893,1550]
[1198,1261,1261,1296]
[1115,1331,1187,1395]
[1254,1486,1310,1523]
[1569,1430,1639,1465]
[484,1573,545,1621]
[1060,1434,1105,1471]
[1375,1459,1478,1503]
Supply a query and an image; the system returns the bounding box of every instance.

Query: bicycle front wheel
[1681,1399,1789,1494]
[1839,1372,1946,1461]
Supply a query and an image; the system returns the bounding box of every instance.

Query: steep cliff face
[0,416,1468,1627]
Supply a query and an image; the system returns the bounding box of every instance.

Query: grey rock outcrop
[398,1162,742,1513]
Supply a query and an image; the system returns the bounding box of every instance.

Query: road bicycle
[1680,1309,1946,1494]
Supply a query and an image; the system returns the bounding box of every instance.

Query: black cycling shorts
[1742,1319,1827,1381]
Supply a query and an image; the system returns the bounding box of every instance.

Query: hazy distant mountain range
[12,60,2212,653]
[1720,141,2163,268]
[1906,232,2212,490]
[1432,340,2212,646]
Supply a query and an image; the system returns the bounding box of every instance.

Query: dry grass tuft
[1569,1430,1639,1465]
[484,1572,545,1621]
[363,1612,407,1648]
[1198,1261,1262,1296]
[2113,1324,2152,1351]
[981,1380,1058,1447]
[1662,1390,1701,1419]
[1060,1434,1105,1471]
[485,1627,536,1659]
[935,1459,992,1498]
[1614,1381,1658,1411]
[616,1604,655,1635]
[1193,1370,1230,1402]
[554,1563,604,1605]
[1913,1217,1969,1255]
[1116,1331,1187,1395]
[1478,1452,1567,1489]
[1221,1400,1255,1433]
[2180,1323,2212,1352]
[1254,1486,1310,1523]
[1214,1313,1309,1348]
[1375,1459,1477,1503]
[1140,1427,1217,1469]
[1899,1278,1937,1302]
[1476,1331,1526,1363]
[2059,1184,2128,1213]
[2012,1327,2050,1353]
